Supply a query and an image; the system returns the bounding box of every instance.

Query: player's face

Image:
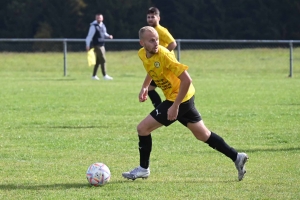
[140,30,159,56]
[147,14,159,27]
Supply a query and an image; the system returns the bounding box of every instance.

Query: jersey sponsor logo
[148,70,171,90]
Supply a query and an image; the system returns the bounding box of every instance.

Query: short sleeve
[164,51,188,77]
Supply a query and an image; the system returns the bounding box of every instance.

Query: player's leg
[148,81,161,108]
[177,96,239,161]
[137,115,163,168]
[187,120,237,161]
[137,114,163,136]
[122,101,174,180]
[122,115,162,180]
[178,96,248,181]
[187,120,248,180]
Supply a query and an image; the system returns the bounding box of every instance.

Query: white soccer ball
[86,162,111,186]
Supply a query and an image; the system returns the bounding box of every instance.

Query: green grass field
[0,48,300,199]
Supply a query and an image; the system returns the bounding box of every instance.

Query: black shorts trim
[150,80,157,87]
[150,95,202,127]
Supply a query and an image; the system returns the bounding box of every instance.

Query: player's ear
[139,40,144,46]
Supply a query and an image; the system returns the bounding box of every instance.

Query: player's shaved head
[139,26,158,40]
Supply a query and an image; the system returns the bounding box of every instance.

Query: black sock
[139,134,152,169]
[148,90,162,108]
[205,132,237,162]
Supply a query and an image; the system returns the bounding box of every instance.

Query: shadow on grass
[239,147,300,153]
[48,125,109,129]
[0,180,153,190]
[54,78,77,81]
[24,78,77,81]
[0,179,236,190]
[0,183,89,190]
[201,147,300,154]
[0,181,130,190]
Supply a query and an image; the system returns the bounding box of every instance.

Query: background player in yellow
[146,7,177,108]
[122,26,248,182]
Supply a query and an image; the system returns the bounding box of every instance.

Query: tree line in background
[0,0,300,40]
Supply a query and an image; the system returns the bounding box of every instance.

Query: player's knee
[189,123,211,141]
[137,123,148,136]
[194,131,210,142]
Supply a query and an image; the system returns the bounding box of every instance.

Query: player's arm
[167,70,192,121]
[166,41,177,52]
[174,71,192,106]
[162,29,177,51]
[139,74,152,102]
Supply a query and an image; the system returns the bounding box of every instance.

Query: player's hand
[86,46,90,51]
[139,88,148,102]
[167,105,179,121]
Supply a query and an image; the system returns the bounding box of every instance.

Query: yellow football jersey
[138,45,195,102]
[154,24,175,55]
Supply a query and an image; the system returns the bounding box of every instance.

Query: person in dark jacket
[86,14,113,80]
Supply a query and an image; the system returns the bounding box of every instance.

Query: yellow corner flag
[87,48,96,67]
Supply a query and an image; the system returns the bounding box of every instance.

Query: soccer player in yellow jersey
[122,26,249,182]
[146,7,177,108]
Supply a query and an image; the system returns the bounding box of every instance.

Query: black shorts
[150,80,157,87]
[150,96,202,127]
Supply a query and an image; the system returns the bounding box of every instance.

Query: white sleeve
[85,25,96,47]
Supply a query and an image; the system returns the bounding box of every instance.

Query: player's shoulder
[158,46,174,57]
[138,47,146,59]
[158,45,169,53]
[138,47,145,54]
[156,24,168,30]
[155,25,169,33]
[158,46,177,60]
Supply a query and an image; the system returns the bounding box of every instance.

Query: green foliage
[0,0,39,38]
[83,0,152,38]
[0,49,300,199]
[35,0,87,38]
[1,0,300,39]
